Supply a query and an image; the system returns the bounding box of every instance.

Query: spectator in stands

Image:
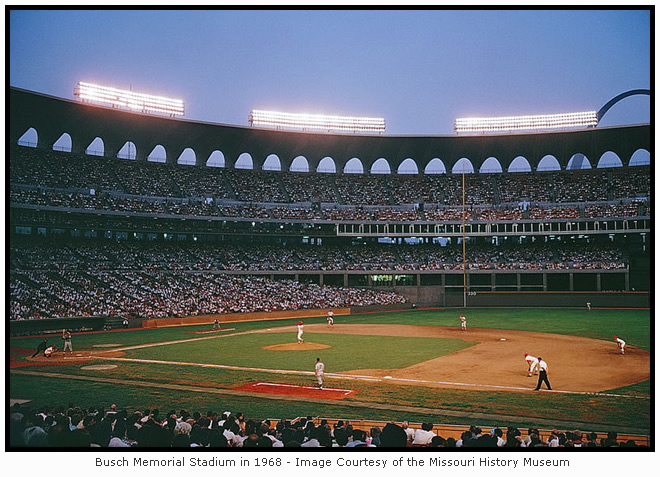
[378,423,408,447]
[412,422,435,446]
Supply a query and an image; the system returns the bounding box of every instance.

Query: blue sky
[9,9,651,135]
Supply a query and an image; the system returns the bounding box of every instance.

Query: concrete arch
[452,157,474,174]
[177,148,196,166]
[344,157,364,174]
[371,158,391,174]
[53,133,72,152]
[235,153,254,170]
[85,137,104,157]
[596,151,623,169]
[206,150,225,168]
[537,154,560,171]
[567,153,591,170]
[629,148,650,167]
[17,127,38,147]
[479,156,503,173]
[317,156,336,173]
[118,141,137,160]
[507,156,532,172]
[397,158,419,174]
[147,145,167,163]
[289,155,309,172]
[424,158,447,174]
[263,154,282,171]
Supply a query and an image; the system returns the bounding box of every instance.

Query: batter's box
[234,382,358,400]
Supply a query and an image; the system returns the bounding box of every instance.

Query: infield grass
[122,332,476,371]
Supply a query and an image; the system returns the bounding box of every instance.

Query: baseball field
[9,307,651,436]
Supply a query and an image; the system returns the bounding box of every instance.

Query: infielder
[315,358,325,388]
[297,321,304,343]
[524,353,539,377]
[327,311,334,326]
[459,314,467,331]
[614,336,626,355]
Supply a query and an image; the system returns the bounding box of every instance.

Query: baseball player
[586,302,592,311]
[62,330,73,355]
[315,358,325,388]
[326,310,334,326]
[44,345,56,358]
[459,314,467,331]
[524,353,539,377]
[297,321,304,343]
[614,336,626,355]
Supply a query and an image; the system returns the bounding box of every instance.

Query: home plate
[233,382,358,400]
[500,338,507,341]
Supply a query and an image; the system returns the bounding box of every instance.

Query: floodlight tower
[74,82,184,117]
[249,110,386,134]
[454,111,598,134]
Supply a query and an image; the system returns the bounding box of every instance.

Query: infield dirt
[266,324,650,393]
[21,323,649,394]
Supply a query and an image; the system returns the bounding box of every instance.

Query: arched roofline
[10,87,650,173]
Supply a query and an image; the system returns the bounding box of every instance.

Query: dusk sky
[9,9,651,136]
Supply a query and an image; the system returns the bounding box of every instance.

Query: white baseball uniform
[615,337,626,355]
[327,311,334,326]
[315,360,325,388]
[297,323,304,343]
[525,355,539,376]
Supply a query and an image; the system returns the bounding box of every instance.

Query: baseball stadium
[8,86,651,449]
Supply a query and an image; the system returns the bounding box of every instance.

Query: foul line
[87,355,648,400]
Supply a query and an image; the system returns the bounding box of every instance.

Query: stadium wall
[9,316,105,337]
[442,291,649,308]
[141,308,351,328]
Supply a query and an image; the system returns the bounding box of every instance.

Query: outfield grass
[10,307,650,352]
[10,307,650,433]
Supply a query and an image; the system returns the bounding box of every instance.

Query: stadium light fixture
[249,109,386,134]
[74,82,184,117]
[454,111,598,134]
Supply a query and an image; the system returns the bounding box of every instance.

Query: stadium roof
[9,87,650,173]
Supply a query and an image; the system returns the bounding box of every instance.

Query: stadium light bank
[454,111,598,134]
[74,81,184,117]
[249,109,386,134]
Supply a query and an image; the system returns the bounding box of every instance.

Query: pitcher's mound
[264,342,331,351]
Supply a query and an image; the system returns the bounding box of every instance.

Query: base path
[233,382,358,400]
[267,324,650,394]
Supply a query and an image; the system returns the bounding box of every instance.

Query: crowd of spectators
[10,239,627,320]
[9,403,642,448]
[227,170,289,203]
[10,241,627,275]
[11,146,649,208]
[10,267,407,320]
[10,187,647,222]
